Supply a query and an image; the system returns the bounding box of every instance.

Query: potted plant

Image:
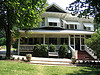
[71,56,76,64]
[26,54,32,61]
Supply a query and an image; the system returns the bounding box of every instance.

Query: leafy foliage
[33,44,48,57]
[68,0,100,24]
[0,37,6,46]
[0,30,6,46]
[0,0,47,57]
[85,28,100,58]
[40,44,48,57]
[59,44,68,58]
[33,44,40,57]
[49,44,56,52]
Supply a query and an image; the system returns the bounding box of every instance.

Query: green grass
[0,61,100,75]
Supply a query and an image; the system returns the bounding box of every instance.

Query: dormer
[40,3,66,27]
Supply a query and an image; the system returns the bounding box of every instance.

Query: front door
[75,38,80,50]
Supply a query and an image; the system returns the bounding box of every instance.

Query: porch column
[74,35,75,49]
[68,35,70,46]
[43,34,45,44]
[80,35,81,50]
[18,38,20,55]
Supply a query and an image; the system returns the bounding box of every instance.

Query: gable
[46,3,66,13]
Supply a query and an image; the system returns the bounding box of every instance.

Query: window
[81,46,85,50]
[29,38,33,45]
[61,38,68,45]
[84,26,91,31]
[86,35,91,39]
[20,37,28,44]
[33,38,43,45]
[70,24,74,29]
[87,27,91,30]
[49,38,57,45]
[71,38,74,45]
[75,25,77,29]
[41,18,45,26]
[81,38,84,45]
[65,24,77,29]
[49,22,57,26]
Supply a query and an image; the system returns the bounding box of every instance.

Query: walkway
[13,55,75,66]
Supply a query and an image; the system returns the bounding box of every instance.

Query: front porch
[18,33,90,52]
[18,31,93,59]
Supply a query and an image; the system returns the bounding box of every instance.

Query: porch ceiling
[20,30,95,35]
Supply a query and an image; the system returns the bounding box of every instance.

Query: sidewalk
[13,55,74,66]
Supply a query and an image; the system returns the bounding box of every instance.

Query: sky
[47,0,75,10]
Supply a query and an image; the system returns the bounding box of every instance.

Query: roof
[46,3,66,13]
[20,29,95,35]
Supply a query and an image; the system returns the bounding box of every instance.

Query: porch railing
[19,45,77,59]
[69,46,78,59]
[19,45,34,52]
[19,45,60,52]
[85,45,97,59]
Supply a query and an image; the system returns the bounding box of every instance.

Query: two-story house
[18,3,97,60]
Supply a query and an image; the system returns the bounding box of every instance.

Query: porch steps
[13,55,75,66]
[78,51,94,60]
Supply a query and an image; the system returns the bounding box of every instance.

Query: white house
[18,3,97,60]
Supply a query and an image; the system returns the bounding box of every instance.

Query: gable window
[49,22,57,26]
[41,18,45,26]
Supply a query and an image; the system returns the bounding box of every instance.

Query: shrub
[49,44,56,52]
[33,44,40,57]
[0,37,6,46]
[40,44,48,57]
[59,44,68,58]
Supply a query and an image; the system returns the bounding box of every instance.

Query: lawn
[0,61,100,75]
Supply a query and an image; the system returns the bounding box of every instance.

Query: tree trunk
[6,25,11,58]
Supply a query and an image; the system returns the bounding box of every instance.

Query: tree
[68,0,100,24]
[85,28,100,58]
[0,0,47,58]
[0,30,6,46]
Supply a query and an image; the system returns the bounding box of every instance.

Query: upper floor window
[83,23,93,31]
[48,17,60,26]
[41,18,45,26]
[65,24,77,29]
[49,22,57,26]
[84,26,91,31]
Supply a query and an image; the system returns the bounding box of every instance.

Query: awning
[48,17,60,23]
[83,23,93,27]
[61,19,68,24]
[62,20,80,25]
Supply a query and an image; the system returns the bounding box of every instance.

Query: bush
[59,44,68,58]
[33,44,40,57]
[0,37,6,46]
[13,40,18,48]
[40,44,48,57]
[49,44,56,52]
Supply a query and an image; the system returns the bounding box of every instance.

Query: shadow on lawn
[66,67,100,75]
